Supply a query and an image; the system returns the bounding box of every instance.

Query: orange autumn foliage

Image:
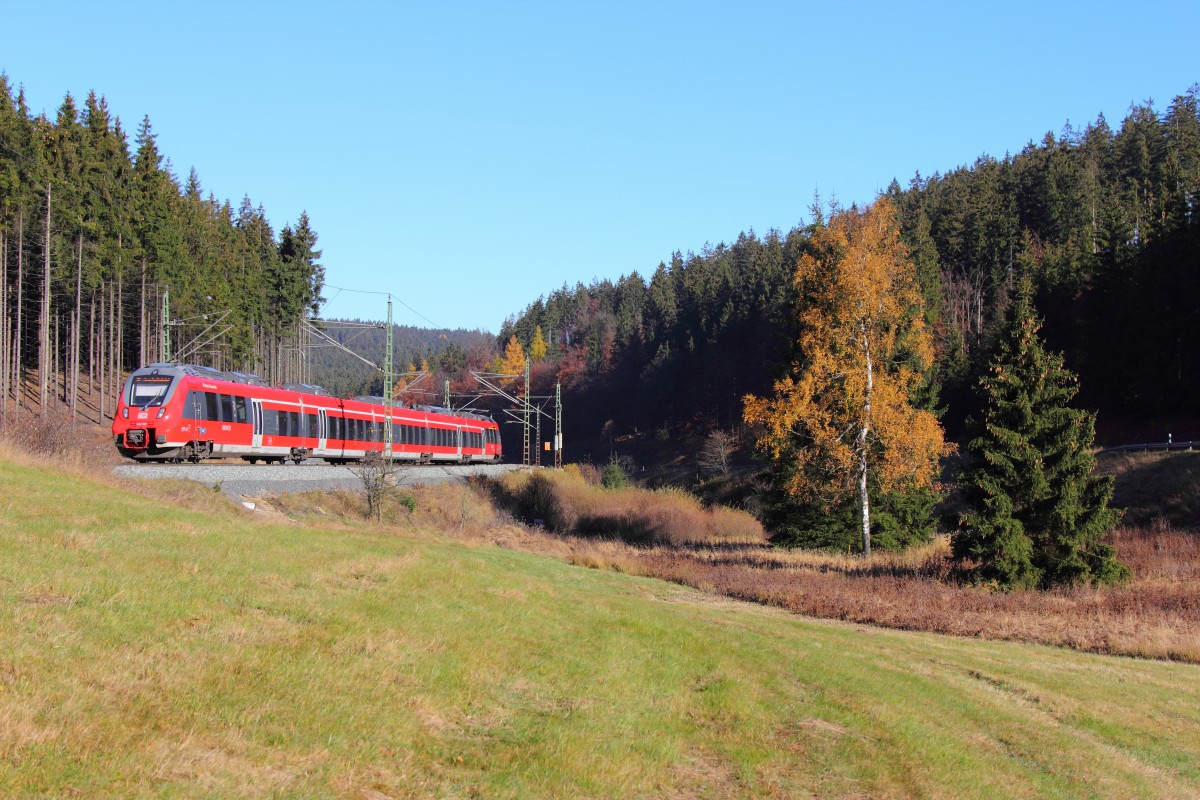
[744,198,951,551]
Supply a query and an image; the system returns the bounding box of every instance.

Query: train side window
[183,391,200,420]
[234,396,248,424]
[203,392,220,421]
[220,394,234,423]
[308,414,318,438]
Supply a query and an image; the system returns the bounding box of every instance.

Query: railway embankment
[112,460,525,500]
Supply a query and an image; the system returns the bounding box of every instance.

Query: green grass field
[2,455,1199,799]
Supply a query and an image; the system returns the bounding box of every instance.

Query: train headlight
[156,408,166,419]
[122,407,128,419]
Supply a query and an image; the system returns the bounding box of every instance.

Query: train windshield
[128,374,175,407]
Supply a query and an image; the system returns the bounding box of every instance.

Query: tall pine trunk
[39,184,50,415]
[139,258,146,367]
[89,295,96,399]
[1,230,7,413]
[72,234,82,419]
[99,286,106,423]
[108,281,115,419]
[14,210,22,411]
[116,267,123,391]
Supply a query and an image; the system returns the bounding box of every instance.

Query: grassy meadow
[2,448,1200,797]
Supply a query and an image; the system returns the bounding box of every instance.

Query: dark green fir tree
[952,277,1127,589]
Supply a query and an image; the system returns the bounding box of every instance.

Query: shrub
[408,481,495,530]
[495,469,766,547]
[562,462,601,485]
[516,471,573,532]
[601,458,627,490]
[0,411,97,461]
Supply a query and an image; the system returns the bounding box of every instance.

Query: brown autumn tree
[744,198,949,556]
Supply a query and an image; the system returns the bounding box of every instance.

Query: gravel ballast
[113,461,524,500]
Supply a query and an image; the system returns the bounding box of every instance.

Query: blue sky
[4,1,1196,332]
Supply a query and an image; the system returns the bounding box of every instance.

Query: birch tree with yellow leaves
[744,198,949,556]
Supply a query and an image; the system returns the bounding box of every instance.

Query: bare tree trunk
[139,258,146,366]
[108,281,115,419]
[117,267,123,387]
[1,229,7,413]
[72,234,82,419]
[89,295,96,396]
[14,210,23,411]
[859,326,873,558]
[156,286,163,362]
[53,308,59,405]
[99,286,106,423]
[39,184,51,414]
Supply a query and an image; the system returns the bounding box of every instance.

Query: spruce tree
[953,277,1126,589]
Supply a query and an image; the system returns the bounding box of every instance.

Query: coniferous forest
[0,75,324,421]
[501,86,1200,449]
[4,74,1198,485]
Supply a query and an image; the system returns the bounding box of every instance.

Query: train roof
[135,364,493,421]
[139,362,269,387]
[282,382,331,396]
[351,398,494,423]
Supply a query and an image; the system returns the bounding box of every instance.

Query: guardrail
[1101,440,1199,453]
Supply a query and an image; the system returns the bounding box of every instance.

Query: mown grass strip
[1,456,1198,798]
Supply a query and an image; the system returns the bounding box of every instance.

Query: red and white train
[112,363,502,464]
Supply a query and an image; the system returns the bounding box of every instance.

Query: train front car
[113,364,190,461]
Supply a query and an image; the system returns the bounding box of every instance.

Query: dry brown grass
[517,526,1200,663]
[0,409,121,471]
[261,464,1200,663]
[493,469,767,547]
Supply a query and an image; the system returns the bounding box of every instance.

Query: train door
[456,425,464,460]
[318,409,328,453]
[251,399,264,449]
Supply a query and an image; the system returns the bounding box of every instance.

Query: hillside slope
[1,454,1199,798]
